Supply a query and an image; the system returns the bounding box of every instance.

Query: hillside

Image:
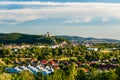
[0,33,66,45]
[0,33,119,44]
[56,36,120,43]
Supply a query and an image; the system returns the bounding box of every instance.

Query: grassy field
[0,73,12,80]
[100,49,112,53]
[57,57,77,61]
[48,57,77,61]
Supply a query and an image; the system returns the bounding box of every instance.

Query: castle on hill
[44,32,51,37]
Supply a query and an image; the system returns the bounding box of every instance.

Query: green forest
[0,33,66,44]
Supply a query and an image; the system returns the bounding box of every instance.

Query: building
[44,32,51,37]
[87,48,98,51]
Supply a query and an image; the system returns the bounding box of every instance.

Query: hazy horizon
[0,0,120,40]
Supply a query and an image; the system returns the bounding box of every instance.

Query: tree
[19,70,35,80]
[35,72,46,80]
[115,67,120,79]
[0,73,12,80]
[62,63,77,80]
[0,62,5,73]
[76,69,87,80]
[48,70,65,80]
[97,70,117,80]
[77,56,85,62]
[37,55,44,61]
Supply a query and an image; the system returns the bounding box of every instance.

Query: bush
[0,61,6,73]
[0,65,3,73]
[0,73,12,80]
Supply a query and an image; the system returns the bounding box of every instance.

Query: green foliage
[0,62,5,74]
[54,37,70,44]
[35,72,47,80]
[0,42,120,80]
[0,65,4,73]
[96,71,118,80]
[37,55,45,61]
[0,73,12,80]
[19,70,35,80]
[77,56,85,62]
[2,58,13,65]
[76,69,86,80]
[115,67,120,79]
[48,70,65,80]
[0,33,22,41]
[0,33,67,45]
[94,43,120,49]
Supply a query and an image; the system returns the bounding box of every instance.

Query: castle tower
[44,32,51,37]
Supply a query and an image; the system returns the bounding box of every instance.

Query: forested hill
[56,36,120,43]
[0,33,119,44]
[0,33,66,44]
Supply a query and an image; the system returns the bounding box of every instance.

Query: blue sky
[0,0,120,3]
[0,0,120,40]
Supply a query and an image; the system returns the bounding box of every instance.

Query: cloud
[0,1,97,6]
[101,18,110,22]
[0,2,120,24]
[65,17,92,23]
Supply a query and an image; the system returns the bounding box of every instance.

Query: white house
[5,64,54,75]
[87,48,98,51]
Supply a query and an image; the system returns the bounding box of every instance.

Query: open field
[100,50,112,53]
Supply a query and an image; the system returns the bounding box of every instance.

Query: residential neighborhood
[0,39,120,80]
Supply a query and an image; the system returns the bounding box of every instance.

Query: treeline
[0,45,120,63]
[56,36,120,43]
[0,33,67,45]
[94,43,120,49]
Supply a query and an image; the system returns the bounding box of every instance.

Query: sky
[0,0,120,40]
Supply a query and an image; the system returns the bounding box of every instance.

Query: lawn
[100,49,112,53]
[57,57,77,61]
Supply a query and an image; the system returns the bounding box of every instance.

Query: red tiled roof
[53,65,60,69]
[49,60,55,65]
[41,60,48,64]
[81,68,89,73]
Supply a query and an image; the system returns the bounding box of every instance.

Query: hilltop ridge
[0,33,66,45]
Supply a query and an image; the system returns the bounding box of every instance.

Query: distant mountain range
[55,36,120,43]
[0,33,119,44]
